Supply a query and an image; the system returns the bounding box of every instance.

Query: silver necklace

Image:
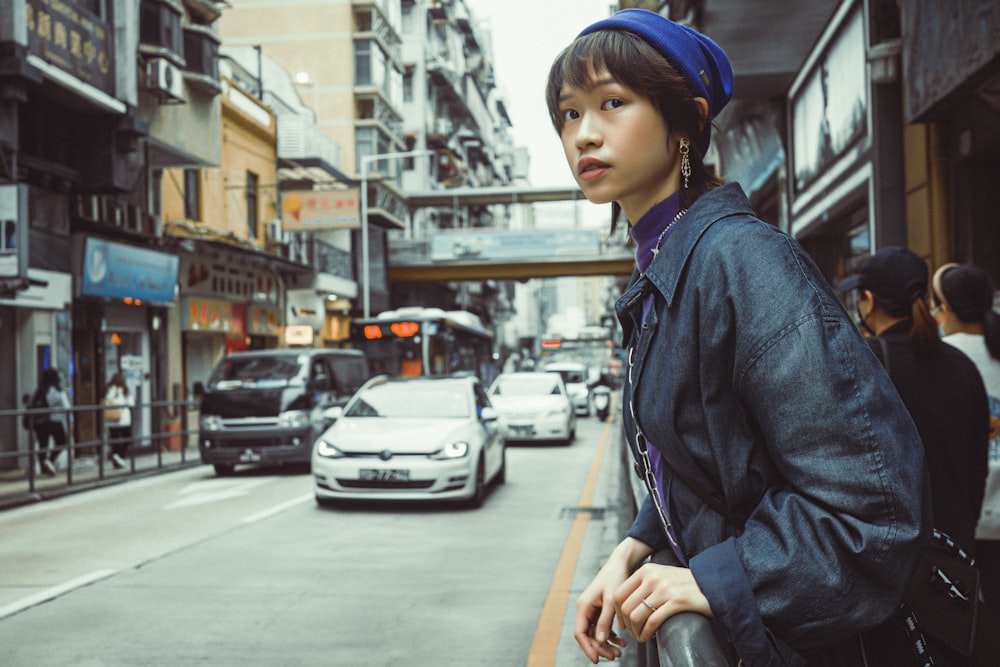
[650,208,687,257]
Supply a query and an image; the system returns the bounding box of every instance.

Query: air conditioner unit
[101,199,125,227]
[76,195,100,223]
[125,205,144,232]
[266,220,286,244]
[435,118,453,136]
[147,58,185,102]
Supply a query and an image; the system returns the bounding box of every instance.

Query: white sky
[464,0,617,188]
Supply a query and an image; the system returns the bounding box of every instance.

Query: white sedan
[312,375,506,508]
[487,372,576,445]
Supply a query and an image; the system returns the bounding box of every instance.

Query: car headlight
[315,439,345,459]
[546,406,569,417]
[200,414,223,431]
[570,387,587,399]
[277,409,310,429]
[431,441,469,459]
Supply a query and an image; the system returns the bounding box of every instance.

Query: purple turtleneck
[630,192,684,275]
[626,191,688,565]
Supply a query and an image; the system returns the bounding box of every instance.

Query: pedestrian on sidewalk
[103,372,134,470]
[931,262,1000,610]
[29,369,71,476]
[546,9,929,665]
[841,248,989,553]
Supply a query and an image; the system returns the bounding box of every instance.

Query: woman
[103,372,134,469]
[30,368,71,476]
[546,10,930,665]
[932,262,1000,609]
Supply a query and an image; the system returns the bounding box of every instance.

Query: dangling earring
[679,137,691,189]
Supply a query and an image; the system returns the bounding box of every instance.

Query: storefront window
[105,332,144,396]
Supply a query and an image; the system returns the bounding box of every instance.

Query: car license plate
[511,425,535,436]
[239,449,262,462]
[359,468,410,482]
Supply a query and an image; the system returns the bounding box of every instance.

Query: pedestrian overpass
[388,186,635,283]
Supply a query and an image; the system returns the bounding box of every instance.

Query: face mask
[856,305,876,337]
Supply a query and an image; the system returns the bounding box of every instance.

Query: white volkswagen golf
[312,375,506,508]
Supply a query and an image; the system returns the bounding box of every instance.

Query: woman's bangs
[560,31,638,90]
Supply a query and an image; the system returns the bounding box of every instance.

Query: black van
[197,349,369,475]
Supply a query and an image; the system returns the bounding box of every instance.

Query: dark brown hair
[871,288,938,354]
[545,29,722,233]
[939,264,1000,361]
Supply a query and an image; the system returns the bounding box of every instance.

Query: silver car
[542,362,591,416]
[312,375,506,508]
[487,372,576,445]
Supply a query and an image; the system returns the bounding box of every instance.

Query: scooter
[592,385,611,422]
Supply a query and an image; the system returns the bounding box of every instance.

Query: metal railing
[0,399,201,508]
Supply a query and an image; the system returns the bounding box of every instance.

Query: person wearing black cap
[547,10,930,666]
[840,246,988,553]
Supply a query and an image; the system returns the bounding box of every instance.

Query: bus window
[430,337,446,375]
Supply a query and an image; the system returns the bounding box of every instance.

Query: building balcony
[277,115,351,187]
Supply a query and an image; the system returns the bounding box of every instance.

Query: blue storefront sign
[80,238,178,304]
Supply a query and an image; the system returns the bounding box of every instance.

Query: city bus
[350,307,496,384]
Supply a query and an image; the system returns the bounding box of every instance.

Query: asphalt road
[0,407,634,666]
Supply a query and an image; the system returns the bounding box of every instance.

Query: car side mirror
[480,406,498,422]
[193,381,205,399]
[323,406,344,422]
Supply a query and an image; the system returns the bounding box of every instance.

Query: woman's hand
[574,538,651,663]
[574,559,629,663]
[614,563,713,643]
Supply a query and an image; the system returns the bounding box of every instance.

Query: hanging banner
[281,189,360,230]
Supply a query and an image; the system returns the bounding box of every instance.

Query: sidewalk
[0,446,201,511]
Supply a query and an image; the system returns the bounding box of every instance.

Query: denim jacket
[617,183,931,665]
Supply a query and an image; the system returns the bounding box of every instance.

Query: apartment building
[218,0,519,326]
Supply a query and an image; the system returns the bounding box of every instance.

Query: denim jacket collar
[645,183,755,308]
[618,183,755,346]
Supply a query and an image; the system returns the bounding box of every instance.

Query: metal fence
[0,399,200,508]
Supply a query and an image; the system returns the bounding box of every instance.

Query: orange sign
[184,298,232,332]
[390,321,420,338]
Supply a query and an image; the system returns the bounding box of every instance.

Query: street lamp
[359,149,434,318]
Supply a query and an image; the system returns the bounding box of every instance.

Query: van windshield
[208,355,306,390]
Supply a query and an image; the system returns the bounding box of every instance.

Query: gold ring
[641,598,657,612]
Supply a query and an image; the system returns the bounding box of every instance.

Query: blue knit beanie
[579,9,734,124]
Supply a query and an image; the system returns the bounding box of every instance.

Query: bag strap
[873,336,891,375]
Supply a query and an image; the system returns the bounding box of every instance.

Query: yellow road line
[526,404,616,666]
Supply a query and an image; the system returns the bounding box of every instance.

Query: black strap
[873,336,891,375]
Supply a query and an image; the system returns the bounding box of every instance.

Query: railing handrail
[0,398,199,506]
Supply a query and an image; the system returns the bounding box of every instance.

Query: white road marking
[163,478,272,510]
[241,493,313,524]
[0,569,117,620]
